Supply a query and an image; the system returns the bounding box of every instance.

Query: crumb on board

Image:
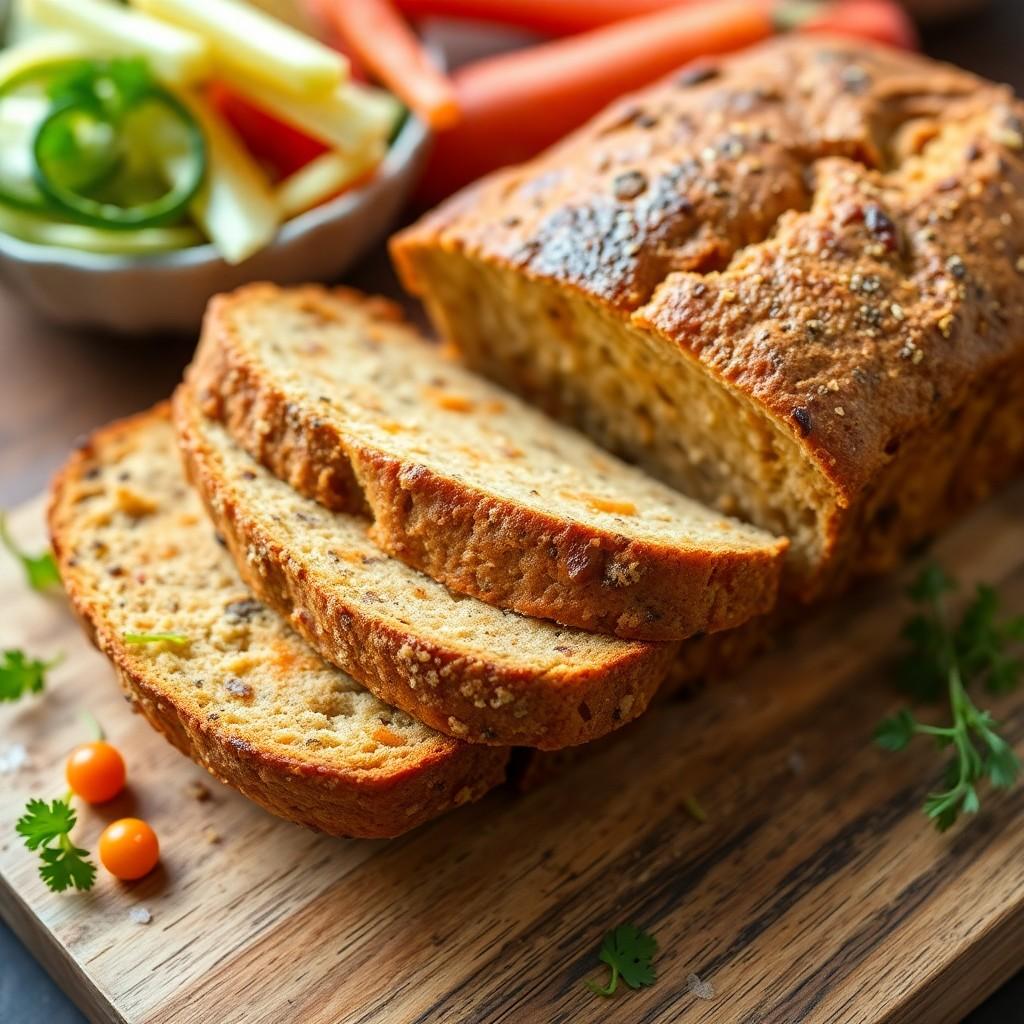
[128,907,152,925]
[0,744,29,774]
[687,972,716,1000]
[187,780,212,801]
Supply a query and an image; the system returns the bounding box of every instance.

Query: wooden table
[2,4,1024,1021]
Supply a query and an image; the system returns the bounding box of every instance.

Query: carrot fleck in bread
[188,282,786,642]
[172,385,680,748]
[48,406,509,839]
[393,36,1024,599]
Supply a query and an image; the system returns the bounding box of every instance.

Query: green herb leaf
[122,631,189,646]
[39,841,96,893]
[16,797,77,850]
[0,513,60,591]
[0,649,61,701]
[877,565,1023,831]
[585,925,657,997]
[16,797,95,892]
[874,708,917,751]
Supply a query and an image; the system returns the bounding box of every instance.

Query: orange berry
[65,741,125,804]
[98,818,159,881]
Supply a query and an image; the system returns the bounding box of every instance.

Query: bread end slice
[49,406,508,838]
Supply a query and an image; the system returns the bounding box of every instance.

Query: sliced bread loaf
[189,283,787,642]
[172,385,679,748]
[393,37,1024,599]
[49,406,509,838]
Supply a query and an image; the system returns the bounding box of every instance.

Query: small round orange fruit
[98,818,159,881]
[65,741,126,804]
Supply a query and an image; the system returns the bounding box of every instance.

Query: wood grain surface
[1,476,1023,1024]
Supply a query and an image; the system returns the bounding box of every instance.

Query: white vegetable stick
[221,71,402,155]
[23,0,211,85]
[0,206,202,253]
[179,92,281,265]
[275,141,384,218]
[131,0,347,99]
[0,31,95,81]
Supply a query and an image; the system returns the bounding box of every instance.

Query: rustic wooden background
[2,2,1024,1021]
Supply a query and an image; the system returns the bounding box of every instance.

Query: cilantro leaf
[0,649,62,702]
[876,565,1023,831]
[39,842,96,893]
[0,513,61,591]
[16,797,77,850]
[874,708,917,751]
[585,925,657,997]
[16,797,96,892]
[122,632,189,646]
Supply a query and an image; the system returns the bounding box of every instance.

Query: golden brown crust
[393,36,1024,595]
[48,406,509,839]
[188,283,785,641]
[172,387,680,749]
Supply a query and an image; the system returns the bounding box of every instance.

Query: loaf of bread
[48,407,508,838]
[172,385,681,748]
[394,36,1024,598]
[188,282,786,641]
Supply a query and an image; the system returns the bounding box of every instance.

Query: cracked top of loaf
[398,36,1024,500]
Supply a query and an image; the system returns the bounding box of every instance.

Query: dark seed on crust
[792,407,813,437]
[613,170,648,201]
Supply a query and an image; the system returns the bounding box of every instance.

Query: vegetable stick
[417,0,773,204]
[24,0,211,85]
[790,0,918,49]
[177,92,281,265]
[393,0,916,47]
[219,70,402,155]
[207,82,328,180]
[131,0,347,99]
[0,205,202,253]
[318,0,458,130]
[275,141,384,217]
[0,32,93,82]
[391,0,699,36]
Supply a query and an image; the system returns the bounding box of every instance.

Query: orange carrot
[319,0,459,130]
[392,0,702,36]
[394,0,916,46]
[793,0,918,49]
[416,0,773,204]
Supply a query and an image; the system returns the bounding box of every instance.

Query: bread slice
[172,385,679,748]
[392,37,1024,600]
[188,283,787,642]
[49,406,509,838]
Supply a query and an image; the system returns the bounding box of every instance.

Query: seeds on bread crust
[189,283,787,642]
[172,386,679,749]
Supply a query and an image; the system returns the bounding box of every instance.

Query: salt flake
[687,972,715,1000]
[0,744,29,774]
[128,907,152,925]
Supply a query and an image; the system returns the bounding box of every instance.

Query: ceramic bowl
[0,106,430,333]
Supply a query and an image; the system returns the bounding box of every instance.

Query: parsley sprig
[875,566,1023,831]
[16,795,96,892]
[585,924,657,997]
[0,512,60,591]
[0,649,63,701]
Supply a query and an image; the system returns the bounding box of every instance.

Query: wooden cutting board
[2,486,1024,1024]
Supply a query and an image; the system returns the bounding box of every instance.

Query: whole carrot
[393,0,703,36]
[395,0,916,47]
[319,0,460,130]
[417,0,774,204]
